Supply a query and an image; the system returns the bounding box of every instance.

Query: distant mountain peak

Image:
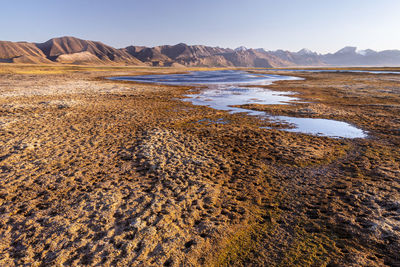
[297,48,316,55]
[356,49,376,56]
[335,46,357,54]
[255,48,267,53]
[234,46,248,52]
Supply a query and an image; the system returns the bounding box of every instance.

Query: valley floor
[0,64,399,266]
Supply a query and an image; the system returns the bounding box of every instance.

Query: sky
[1,0,400,53]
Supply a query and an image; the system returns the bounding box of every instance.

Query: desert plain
[0,64,399,266]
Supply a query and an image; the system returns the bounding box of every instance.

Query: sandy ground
[0,65,399,266]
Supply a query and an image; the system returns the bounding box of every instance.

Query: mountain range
[1,36,400,67]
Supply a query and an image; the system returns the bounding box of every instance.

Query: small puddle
[197,118,229,125]
[186,85,298,116]
[268,116,366,138]
[111,70,367,138]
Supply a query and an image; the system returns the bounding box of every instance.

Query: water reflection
[111,70,367,138]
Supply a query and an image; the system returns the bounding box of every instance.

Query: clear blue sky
[1,0,400,53]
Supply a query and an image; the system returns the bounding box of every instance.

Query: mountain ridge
[1,36,400,67]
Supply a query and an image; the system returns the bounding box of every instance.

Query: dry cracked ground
[0,65,399,266]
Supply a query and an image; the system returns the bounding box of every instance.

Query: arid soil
[0,65,399,266]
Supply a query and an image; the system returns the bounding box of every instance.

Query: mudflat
[0,64,399,266]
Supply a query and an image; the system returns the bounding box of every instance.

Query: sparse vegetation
[0,65,399,266]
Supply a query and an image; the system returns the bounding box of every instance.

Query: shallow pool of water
[270,116,366,138]
[186,86,298,116]
[111,70,367,138]
[110,70,299,85]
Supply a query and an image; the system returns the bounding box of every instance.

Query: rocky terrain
[2,36,400,67]
[0,65,399,266]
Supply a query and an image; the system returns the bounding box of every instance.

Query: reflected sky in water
[111,70,367,138]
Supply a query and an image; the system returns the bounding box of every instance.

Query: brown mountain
[36,36,144,65]
[159,43,229,60]
[0,41,52,64]
[123,43,291,67]
[124,46,171,65]
[55,51,104,65]
[123,43,232,66]
[221,49,292,68]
